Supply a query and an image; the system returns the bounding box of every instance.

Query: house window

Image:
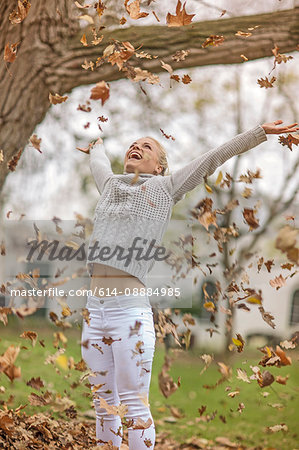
[290,289,299,325]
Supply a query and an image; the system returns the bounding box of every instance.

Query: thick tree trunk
[0,1,298,193]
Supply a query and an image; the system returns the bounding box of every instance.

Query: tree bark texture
[0,1,298,193]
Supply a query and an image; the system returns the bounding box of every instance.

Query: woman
[81,120,298,449]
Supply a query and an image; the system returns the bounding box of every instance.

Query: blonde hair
[145,136,169,176]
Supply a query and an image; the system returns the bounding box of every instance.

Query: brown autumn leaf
[172,49,191,61]
[96,0,106,19]
[129,320,142,337]
[80,33,88,46]
[49,93,68,105]
[269,274,286,290]
[4,42,20,63]
[201,35,225,48]
[278,133,299,151]
[160,129,175,140]
[29,134,42,153]
[124,0,149,19]
[236,368,250,383]
[90,81,110,105]
[235,30,252,37]
[99,397,128,418]
[243,208,259,230]
[258,370,275,388]
[19,330,38,347]
[131,67,160,84]
[158,355,180,398]
[238,169,262,183]
[166,0,195,27]
[182,74,192,84]
[258,306,276,329]
[264,259,274,272]
[0,345,21,382]
[9,0,31,24]
[240,54,248,61]
[275,345,292,366]
[26,376,44,390]
[7,148,23,172]
[257,76,276,88]
[108,41,135,70]
[119,16,127,24]
[272,44,293,68]
[276,375,289,385]
[192,198,217,231]
[102,336,122,346]
[28,391,52,406]
[0,149,3,163]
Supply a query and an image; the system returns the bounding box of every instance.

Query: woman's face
[124,137,162,175]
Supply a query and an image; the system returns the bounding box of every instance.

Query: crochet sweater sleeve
[89,142,114,194]
[162,125,267,203]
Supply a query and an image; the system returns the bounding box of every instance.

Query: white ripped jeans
[81,294,156,449]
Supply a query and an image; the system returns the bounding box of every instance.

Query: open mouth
[128,150,142,160]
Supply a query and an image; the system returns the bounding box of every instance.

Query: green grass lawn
[0,315,298,449]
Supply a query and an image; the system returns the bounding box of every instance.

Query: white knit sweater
[86,125,267,285]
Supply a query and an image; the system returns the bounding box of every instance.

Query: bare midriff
[89,263,145,297]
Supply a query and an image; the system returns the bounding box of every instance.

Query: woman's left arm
[162,121,298,204]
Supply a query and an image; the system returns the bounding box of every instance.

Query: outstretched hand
[261,120,299,134]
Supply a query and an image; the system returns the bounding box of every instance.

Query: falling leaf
[80,34,88,46]
[243,208,259,230]
[132,67,160,84]
[228,390,239,398]
[215,171,223,185]
[90,81,110,105]
[102,336,122,345]
[7,148,23,172]
[275,345,292,366]
[258,370,275,388]
[235,30,252,37]
[26,376,44,390]
[265,259,274,272]
[236,368,250,383]
[166,0,195,27]
[276,375,289,385]
[96,0,106,19]
[269,274,286,290]
[152,11,160,22]
[240,54,248,61]
[29,134,42,153]
[129,320,142,337]
[238,169,262,184]
[160,129,175,140]
[278,133,299,151]
[258,306,275,329]
[124,0,149,19]
[204,183,213,194]
[171,49,191,62]
[4,42,20,63]
[9,0,31,24]
[257,76,276,88]
[119,16,127,24]
[202,35,225,48]
[19,330,37,347]
[49,93,68,105]
[182,74,192,84]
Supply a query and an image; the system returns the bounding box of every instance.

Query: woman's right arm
[89,140,114,194]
